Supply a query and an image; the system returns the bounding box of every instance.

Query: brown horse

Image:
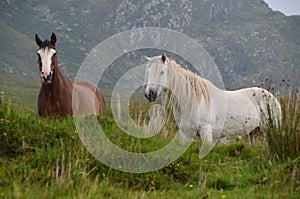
[35,32,106,117]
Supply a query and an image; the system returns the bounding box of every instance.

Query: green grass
[0,78,299,198]
[0,76,39,106]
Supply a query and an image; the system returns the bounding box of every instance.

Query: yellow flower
[221,195,226,198]
[189,184,193,188]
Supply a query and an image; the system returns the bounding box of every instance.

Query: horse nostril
[148,88,157,101]
[145,88,157,102]
[149,90,154,96]
[149,88,156,96]
[47,74,52,81]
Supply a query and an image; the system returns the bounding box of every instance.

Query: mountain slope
[0,0,299,89]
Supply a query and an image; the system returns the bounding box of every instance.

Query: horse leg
[177,117,197,141]
[199,124,214,158]
[161,91,167,117]
[248,127,261,146]
[38,106,46,117]
[38,92,47,117]
[173,107,181,127]
[248,131,255,146]
[179,128,194,140]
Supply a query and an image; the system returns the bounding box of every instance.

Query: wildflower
[221,195,226,198]
[189,184,194,188]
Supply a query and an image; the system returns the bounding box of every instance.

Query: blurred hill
[1,0,299,89]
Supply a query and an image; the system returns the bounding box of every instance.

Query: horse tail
[97,88,106,116]
[255,88,281,128]
[268,94,282,128]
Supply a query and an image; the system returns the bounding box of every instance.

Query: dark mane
[40,40,52,49]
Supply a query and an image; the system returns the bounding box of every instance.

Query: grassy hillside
[0,20,37,80]
[0,79,299,198]
[0,76,39,106]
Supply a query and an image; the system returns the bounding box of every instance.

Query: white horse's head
[144,53,168,102]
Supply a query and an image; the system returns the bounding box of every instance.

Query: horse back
[73,80,106,116]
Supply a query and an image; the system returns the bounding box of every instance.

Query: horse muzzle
[145,88,157,102]
[41,71,53,84]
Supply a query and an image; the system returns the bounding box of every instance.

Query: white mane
[148,56,212,111]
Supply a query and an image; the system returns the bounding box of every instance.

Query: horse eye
[160,71,164,75]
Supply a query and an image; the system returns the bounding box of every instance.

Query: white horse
[144,54,281,147]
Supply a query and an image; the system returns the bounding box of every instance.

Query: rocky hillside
[1,0,299,89]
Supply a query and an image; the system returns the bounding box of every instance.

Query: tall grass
[262,79,300,196]
[263,79,300,161]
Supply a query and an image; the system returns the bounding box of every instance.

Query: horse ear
[161,53,167,63]
[35,34,42,47]
[51,32,57,45]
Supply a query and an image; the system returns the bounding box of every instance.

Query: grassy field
[0,77,299,198]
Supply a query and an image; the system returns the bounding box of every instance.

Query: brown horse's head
[35,33,58,84]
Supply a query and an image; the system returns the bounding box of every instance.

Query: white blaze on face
[145,60,167,97]
[145,63,156,97]
[37,47,56,78]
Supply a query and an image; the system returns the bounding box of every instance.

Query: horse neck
[165,63,211,108]
[42,63,73,99]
